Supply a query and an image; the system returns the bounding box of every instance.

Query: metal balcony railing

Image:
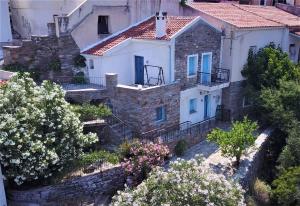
[61,76,105,90]
[198,68,230,86]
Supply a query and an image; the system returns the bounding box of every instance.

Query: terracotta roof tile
[84,16,196,56]
[188,3,300,28]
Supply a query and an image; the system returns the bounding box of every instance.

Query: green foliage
[73,54,86,68]
[112,156,245,205]
[118,140,139,160]
[2,63,40,81]
[180,0,187,6]
[208,117,258,166]
[174,139,188,156]
[253,179,271,205]
[71,103,111,121]
[48,57,61,71]
[242,43,300,91]
[77,150,119,166]
[0,74,98,185]
[272,167,300,206]
[72,75,86,84]
[278,125,300,171]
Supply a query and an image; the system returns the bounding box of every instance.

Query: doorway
[135,56,144,85]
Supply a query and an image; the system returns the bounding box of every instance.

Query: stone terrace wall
[234,128,274,191]
[8,166,125,205]
[2,34,80,83]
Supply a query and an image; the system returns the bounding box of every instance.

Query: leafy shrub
[174,139,188,156]
[0,74,98,185]
[121,141,169,185]
[72,75,86,84]
[253,179,271,205]
[71,103,111,121]
[112,156,245,206]
[78,150,119,166]
[2,63,40,81]
[208,117,258,166]
[272,167,300,206]
[73,54,86,68]
[48,57,61,71]
[118,139,140,160]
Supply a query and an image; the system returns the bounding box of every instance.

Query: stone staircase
[102,113,135,151]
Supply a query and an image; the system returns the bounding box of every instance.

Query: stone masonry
[174,19,222,90]
[222,80,245,120]
[106,74,180,134]
[8,166,125,205]
[2,34,80,83]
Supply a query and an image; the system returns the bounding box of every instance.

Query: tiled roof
[84,16,196,56]
[188,3,300,29]
[292,31,300,36]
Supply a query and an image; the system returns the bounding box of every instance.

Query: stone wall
[106,74,180,134]
[222,80,245,120]
[8,166,125,205]
[2,34,80,83]
[65,89,108,104]
[174,19,221,90]
[234,128,274,191]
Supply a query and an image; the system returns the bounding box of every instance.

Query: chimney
[155,11,167,38]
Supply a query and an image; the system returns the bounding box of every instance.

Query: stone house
[185,2,300,119]
[81,12,229,135]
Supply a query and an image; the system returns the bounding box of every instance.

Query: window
[187,54,198,77]
[249,46,257,54]
[189,98,197,114]
[98,16,109,34]
[156,106,166,122]
[289,44,296,57]
[89,59,94,69]
[243,96,252,108]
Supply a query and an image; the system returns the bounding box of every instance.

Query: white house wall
[85,40,170,86]
[10,0,84,38]
[0,0,12,43]
[223,28,289,82]
[289,34,300,63]
[180,87,222,124]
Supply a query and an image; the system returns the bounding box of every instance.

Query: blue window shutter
[189,98,197,114]
[188,56,197,76]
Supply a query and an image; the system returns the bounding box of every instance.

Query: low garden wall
[234,128,274,191]
[8,166,125,205]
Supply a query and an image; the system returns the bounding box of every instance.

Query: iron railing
[61,76,105,90]
[198,68,230,86]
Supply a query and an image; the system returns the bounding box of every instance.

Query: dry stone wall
[2,34,80,83]
[8,166,125,206]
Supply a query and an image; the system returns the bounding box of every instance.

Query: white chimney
[155,11,167,38]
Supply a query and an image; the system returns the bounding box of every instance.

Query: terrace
[197,68,230,91]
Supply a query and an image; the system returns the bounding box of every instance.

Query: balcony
[197,68,230,91]
[61,76,105,91]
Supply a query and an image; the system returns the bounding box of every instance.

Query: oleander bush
[112,156,245,206]
[253,179,271,205]
[121,141,169,185]
[71,103,111,121]
[0,74,97,185]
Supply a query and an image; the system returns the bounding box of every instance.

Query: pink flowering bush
[121,141,169,185]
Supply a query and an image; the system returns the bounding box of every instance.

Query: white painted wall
[0,0,12,43]
[180,88,222,124]
[222,28,289,82]
[84,40,171,86]
[289,34,300,64]
[10,0,84,38]
[0,167,7,206]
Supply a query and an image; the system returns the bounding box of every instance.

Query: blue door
[201,53,212,85]
[204,95,210,119]
[135,56,144,85]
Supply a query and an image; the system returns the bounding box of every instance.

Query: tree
[272,167,300,206]
[207,117,258,166]
[242,43,300,91]
[0,74,97,185]
[112,156,245,206]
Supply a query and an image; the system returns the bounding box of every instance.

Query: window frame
[189,98,197,114]
[187,54,198,78]
[242,96,252,108]
[155,106,166,122]
[97,15,109,35]
[89,59,94,70]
